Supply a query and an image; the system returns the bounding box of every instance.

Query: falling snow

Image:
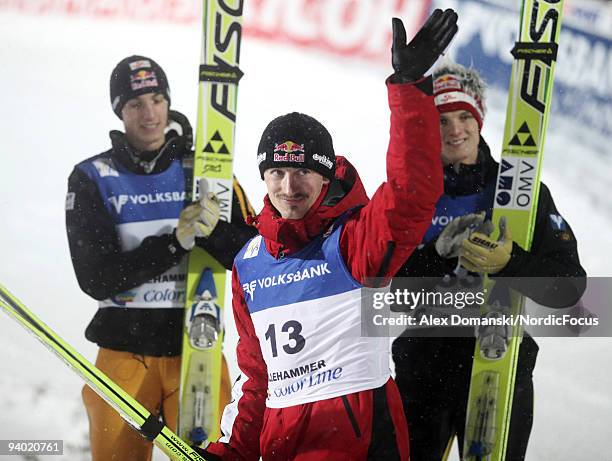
[0,11,610,461]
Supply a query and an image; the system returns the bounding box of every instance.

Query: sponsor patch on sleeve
[65,192,75,211]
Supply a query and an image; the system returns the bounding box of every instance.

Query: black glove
[391,8,458,83]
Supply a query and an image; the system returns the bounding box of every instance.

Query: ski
[463,1,565,460]
[0,284,205,461]
[179,0,243,446]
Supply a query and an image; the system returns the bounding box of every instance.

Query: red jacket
[206,80,442,461]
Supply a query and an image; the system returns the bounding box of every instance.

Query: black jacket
[391,138,585,459]
[396,137,586,307]
[66,112,257,355]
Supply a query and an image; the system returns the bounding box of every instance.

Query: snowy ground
[0,11,610,461]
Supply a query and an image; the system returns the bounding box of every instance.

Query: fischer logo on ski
[464,0,565,460]
[179,0,243,447]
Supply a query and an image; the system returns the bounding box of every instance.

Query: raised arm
[342,10,458,283]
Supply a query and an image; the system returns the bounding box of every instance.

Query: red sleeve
[341,79,443,284]
[205,268,267,461]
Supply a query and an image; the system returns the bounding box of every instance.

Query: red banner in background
[0,0,199,22]
[243,0,430,62]
[2,0,610,63]
[0,0,431,61]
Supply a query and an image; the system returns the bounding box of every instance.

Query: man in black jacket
[65,55,257,460]
[392,61,586,461]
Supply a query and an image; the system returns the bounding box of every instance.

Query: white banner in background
[2,0,610,137]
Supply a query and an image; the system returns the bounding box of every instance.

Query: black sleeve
[392,239,457,310]
[65,167,188,301]
[494,184,586,307]
[395,240,455,278]
[194,177,258,270]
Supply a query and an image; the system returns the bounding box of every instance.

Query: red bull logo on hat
[273,140,305,163]
[274,141,304,153]
[434,74,462,93]
[130,70,159,91]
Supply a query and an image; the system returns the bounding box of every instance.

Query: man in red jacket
[202,9,458,461]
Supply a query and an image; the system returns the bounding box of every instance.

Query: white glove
[176,178,221,250]
[435,212,491,258]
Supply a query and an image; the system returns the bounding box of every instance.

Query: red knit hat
[433,61,486,129]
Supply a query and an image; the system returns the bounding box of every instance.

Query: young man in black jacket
[392,61,586,461]
[65,55,257,460]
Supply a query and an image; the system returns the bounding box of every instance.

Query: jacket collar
[250,156,369,258]
[110,110,192,175]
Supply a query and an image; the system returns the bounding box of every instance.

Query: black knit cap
[257,112,336,180]
[110,55,171,119]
